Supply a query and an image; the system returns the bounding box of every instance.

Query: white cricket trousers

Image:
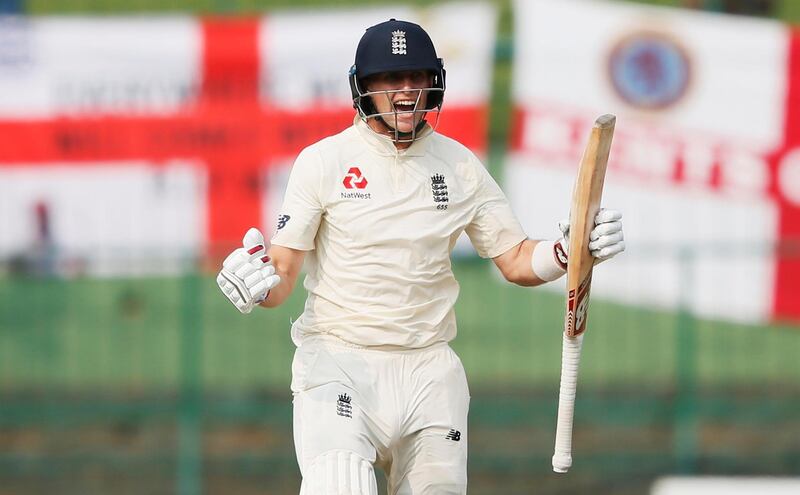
[291,336,470,495]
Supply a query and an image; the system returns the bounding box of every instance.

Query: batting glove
[217,228,281,314]
[559,208,626,264]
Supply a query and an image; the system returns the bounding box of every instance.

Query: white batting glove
[589,209,625,262]
[217,228,281,314]
[558,208,626,264]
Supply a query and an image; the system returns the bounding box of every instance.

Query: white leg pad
[300,450,378,495]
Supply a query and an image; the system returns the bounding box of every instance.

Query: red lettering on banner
[0,17,486,257]
[512,39,800,322]
[512,105,777,197]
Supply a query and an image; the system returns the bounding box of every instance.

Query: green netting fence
[1,245,799,495]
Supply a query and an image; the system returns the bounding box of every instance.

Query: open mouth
[393,100,417,113]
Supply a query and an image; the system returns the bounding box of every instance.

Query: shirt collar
[354,115,432,157]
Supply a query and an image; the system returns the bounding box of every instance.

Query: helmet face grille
[352,87,444,143]
[349,19,446,142]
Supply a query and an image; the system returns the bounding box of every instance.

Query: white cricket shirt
[272,117,527,349]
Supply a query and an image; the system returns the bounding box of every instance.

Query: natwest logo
[343,167,368,189]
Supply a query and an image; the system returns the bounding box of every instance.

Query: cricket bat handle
[552,332,584,473]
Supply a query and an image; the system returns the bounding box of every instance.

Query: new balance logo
[336,393,352,418]
[445,429,461,441]
[276,214,290,230]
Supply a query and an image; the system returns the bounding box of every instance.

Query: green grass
[1,261,798,392]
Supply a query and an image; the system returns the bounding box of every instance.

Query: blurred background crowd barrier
[1,1,799,494]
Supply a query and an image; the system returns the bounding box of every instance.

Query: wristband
[531,240,567,282]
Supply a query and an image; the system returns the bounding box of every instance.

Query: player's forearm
[258,244,305,308]
[494,239,551,287]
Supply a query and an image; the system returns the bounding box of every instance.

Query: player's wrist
[531,240,567,282]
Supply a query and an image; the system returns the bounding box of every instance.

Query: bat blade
[565,114,615,337]
[552,114,615,474]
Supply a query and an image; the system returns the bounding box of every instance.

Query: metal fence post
[673,246,698,473]
[177,267,203,495]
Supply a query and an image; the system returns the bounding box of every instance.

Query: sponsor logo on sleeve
[445,428,461,441]
[276,214,290,230]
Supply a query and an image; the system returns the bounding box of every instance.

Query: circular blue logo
[608,32,691,110]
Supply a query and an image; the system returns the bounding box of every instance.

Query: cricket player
[216,19,625,495]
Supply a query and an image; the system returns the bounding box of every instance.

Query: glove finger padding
[590,221,622,240]
[590,208,625,264]
[249,253,272,268]
[235,261,257,279]
[243,227,265,248]
[243,227,275,294]
[593,241,626,261]
[594,208,622,224]
[244,227,266,256]
[589,231,624,250]
[247,272,281,306]
[244,228,274,270]
[244,264,276,292]
[223,248,249,271]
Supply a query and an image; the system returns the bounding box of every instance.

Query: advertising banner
[0,3,497,273]
[509,0,800,322]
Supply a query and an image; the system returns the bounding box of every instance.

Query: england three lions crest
[391,30,407,55]
[431,174,448,210]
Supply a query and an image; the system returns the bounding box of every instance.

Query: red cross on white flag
[0,7,496,270]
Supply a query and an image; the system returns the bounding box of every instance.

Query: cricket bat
[552,114,616,474]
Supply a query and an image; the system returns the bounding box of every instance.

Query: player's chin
[396,115,425,133]
[384,122,414,135]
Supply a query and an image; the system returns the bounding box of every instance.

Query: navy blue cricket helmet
[349,19,446,116]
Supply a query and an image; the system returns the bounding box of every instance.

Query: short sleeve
[270,146,324,251]
[464,159,528,258]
